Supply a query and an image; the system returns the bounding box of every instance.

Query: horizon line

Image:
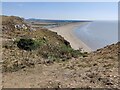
[1,14,118,21]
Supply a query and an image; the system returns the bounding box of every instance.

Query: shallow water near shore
[74,21,118,51]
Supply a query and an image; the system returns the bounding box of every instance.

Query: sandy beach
[49,22,92,52]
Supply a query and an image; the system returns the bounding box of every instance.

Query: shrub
[64,40,70,46]
[17,38,39,51]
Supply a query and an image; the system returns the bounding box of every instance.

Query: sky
[1,0,119,2]
[2,2,118,20]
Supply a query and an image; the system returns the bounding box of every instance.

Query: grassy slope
[2,16,84,72]
[3,42,119,88]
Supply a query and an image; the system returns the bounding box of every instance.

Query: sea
[74,21,118,51]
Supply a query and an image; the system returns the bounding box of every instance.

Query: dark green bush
[17,38,39,51]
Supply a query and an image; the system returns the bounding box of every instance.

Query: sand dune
[49,22,92,52]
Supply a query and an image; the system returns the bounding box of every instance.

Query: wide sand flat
[49,22,92,52]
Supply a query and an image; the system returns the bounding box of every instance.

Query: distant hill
[26,18,91,23]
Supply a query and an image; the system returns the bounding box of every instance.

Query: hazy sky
[2,2,118,20]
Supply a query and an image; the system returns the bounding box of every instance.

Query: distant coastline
[48,22,92,52]
[25,18,118,52]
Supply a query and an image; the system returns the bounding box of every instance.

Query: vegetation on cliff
[2,16,86,72]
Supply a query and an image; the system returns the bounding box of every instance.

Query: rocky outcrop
[2,15,29,32]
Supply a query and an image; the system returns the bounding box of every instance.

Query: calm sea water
[74,21,118,50]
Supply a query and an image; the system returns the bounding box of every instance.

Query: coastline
[49,22,92,52]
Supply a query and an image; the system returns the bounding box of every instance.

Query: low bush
[17,38,40,51]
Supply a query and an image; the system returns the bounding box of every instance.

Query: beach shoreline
[49,22,92,52]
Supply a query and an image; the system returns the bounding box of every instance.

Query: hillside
[2,42,119,88]
[1,16,119,89]
[2,15,85,72]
